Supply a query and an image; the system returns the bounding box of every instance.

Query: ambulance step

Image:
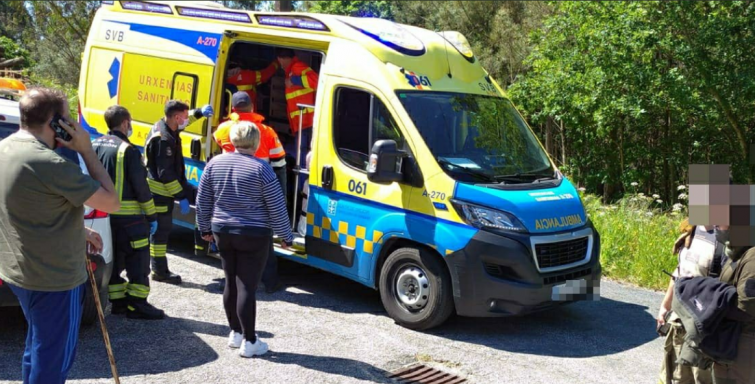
[273,235,306,254]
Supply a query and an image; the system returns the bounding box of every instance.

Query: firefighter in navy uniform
[145,100,213,284]
[92,106,164,320]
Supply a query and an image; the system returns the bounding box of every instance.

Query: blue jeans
[9,283,86,384]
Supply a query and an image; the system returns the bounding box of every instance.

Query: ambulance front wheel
[379,247,455,331]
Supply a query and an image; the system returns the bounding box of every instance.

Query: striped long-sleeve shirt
[196,152,293,244]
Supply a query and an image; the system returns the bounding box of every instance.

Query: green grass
[581,188,687,291]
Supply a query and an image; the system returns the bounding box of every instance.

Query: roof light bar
[120,1,173,14]
[102,1,114,5]
[176,6,252,23]
[440,31,475,62]
[256,15,329,31]
[342,18,425,56]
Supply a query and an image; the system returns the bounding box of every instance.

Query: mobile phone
[656,311,673,337]
[50,114,72,142]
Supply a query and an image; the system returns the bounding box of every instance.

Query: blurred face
[168,110,189,131]
[119,117,133,137]
[277,56,292,69]
[41,111,57,148]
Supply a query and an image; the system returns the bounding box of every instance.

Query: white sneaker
[228,331,243,349]
[239,338,269,358]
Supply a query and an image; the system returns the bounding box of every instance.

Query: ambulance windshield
[397,91,555,184]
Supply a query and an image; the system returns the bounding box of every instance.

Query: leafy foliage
[220,1,264,10]
[583,183,687,290]
[395,1,551,87]
[509,1,755,203]
[304,1,395,19]
[0,36,32,68]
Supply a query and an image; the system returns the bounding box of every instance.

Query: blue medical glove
[179,199,191,215]
[200,104,214,118]
[150,221,158,236]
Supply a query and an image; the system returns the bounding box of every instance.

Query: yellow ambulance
[79,0,601,330]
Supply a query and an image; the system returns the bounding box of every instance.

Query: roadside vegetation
[581,183,688,290]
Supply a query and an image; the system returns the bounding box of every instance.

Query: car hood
[454,178,587,234]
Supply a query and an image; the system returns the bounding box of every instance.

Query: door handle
[322,165,334,190]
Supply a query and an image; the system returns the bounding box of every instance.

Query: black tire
[81,284,106,326]
[379,247,454,331]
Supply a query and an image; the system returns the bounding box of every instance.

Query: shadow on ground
[169,227,658,359]
[0,311,253,380]
[262,352,395,383]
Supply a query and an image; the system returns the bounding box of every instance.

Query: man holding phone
[0,87,120,383]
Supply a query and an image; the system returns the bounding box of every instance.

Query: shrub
[581,182,687,290]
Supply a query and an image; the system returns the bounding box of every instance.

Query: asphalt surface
[0,228,666,383]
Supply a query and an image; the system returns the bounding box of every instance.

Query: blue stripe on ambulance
[103,21,222,62]
[299,186,479,288]
[79,112,102,138]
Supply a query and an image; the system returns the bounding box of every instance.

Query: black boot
[111,299,128,315]
[151,271,182,285]
[127,299,165,320]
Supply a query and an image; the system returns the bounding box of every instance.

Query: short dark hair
[19,87,67,130]
[164,100,190,118]
[276,48,295,59]
[104,105,131,129]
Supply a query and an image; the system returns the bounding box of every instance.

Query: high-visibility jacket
[284,57,318,134]
[92,130,157,221]
[144,119,189,201]
[213,112,286,168]
[225,61,279,108]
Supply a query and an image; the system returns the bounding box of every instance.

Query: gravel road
[0,228,666,383]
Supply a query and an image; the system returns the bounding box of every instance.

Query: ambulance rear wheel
[379,247,454,331]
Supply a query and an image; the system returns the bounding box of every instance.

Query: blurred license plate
[551,279,587,301]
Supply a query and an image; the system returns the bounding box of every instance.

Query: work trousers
[9,283,85,384]
[260,166,287,289]
[150,197,174,275]
[659,311,713,384]
[214,232,270,343]
[713,332,755,384]
[108,217,151,302]
[284,127,312,196]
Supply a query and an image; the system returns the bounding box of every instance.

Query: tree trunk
[559,120,566,167]
[275,1,293,12]
[664,107,672,204]
[545,116,554,159]
[0,58,24,68]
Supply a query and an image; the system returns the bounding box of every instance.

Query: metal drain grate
[387,364,466,384]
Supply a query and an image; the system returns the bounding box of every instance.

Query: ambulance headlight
[451,200,527,233]
[440,31,474,61]
[342,18,425,56]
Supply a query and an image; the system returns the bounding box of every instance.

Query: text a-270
[196,36,218,47]
[423,190,446,201]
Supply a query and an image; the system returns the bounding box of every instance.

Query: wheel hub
[395,266,430,309]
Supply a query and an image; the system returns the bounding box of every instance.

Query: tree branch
[47,2,88,44]
[0,58,24,68]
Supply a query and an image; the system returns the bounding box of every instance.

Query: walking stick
[86,254,121,384]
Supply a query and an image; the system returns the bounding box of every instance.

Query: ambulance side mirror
[367,140,406,184]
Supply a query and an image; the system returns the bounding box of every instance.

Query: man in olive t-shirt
[0,88,119,384]
[0,136,100,290]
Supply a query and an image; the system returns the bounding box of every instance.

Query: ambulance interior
[220,42,324,236]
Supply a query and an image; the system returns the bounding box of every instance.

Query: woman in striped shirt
[197,121,293,358]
